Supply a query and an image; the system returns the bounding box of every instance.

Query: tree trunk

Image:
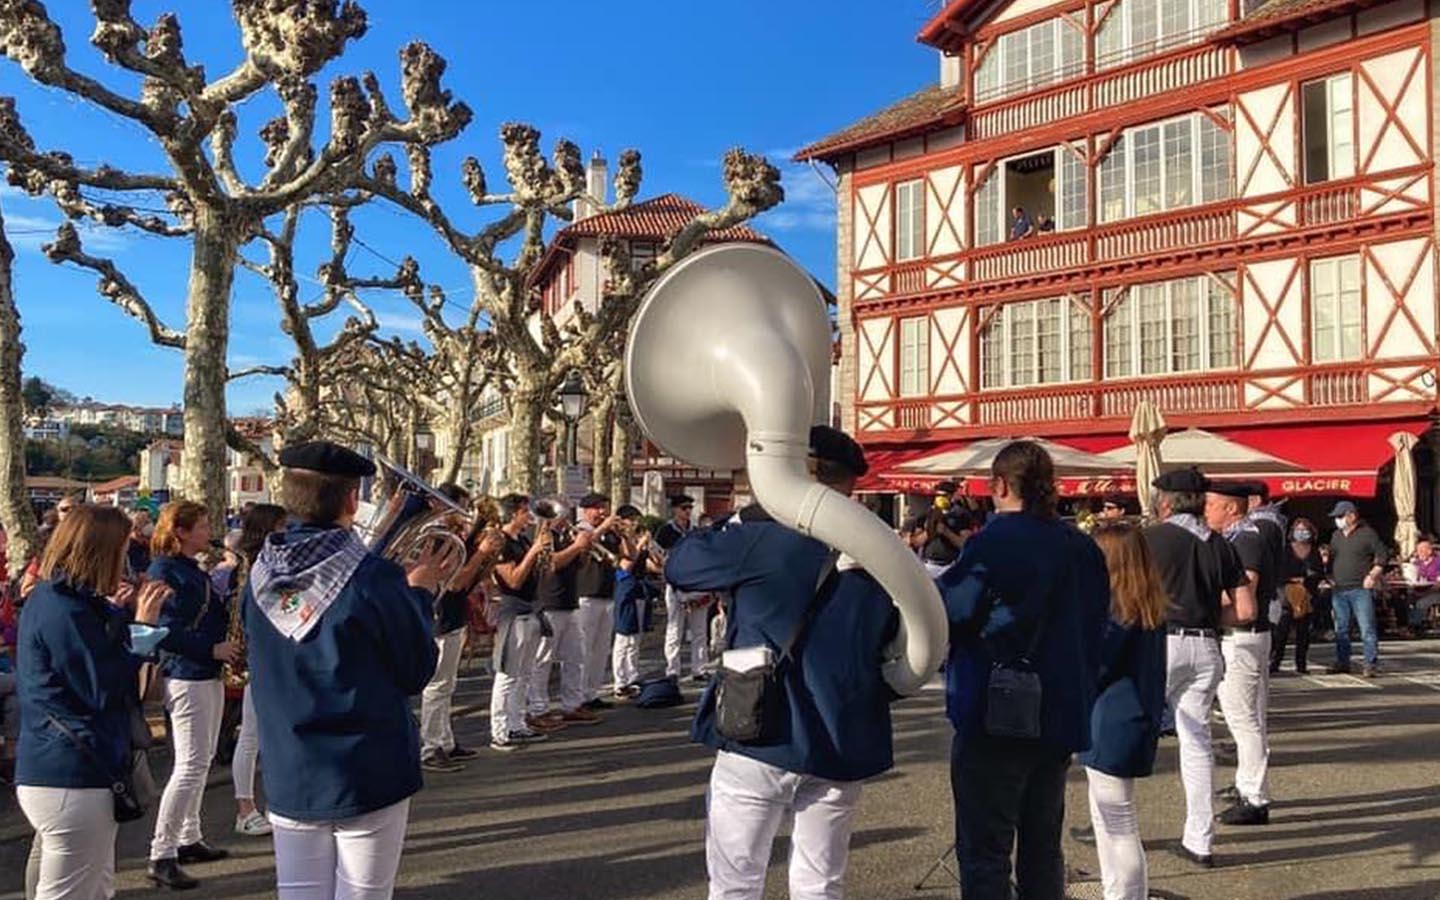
[179,211,239,526]
[610,395,635,505]
[590,394,614,494]
[509,381,547,497]
[0,207,38,575]
[439,407,470,487]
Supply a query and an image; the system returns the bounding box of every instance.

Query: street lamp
[557,371,588,467]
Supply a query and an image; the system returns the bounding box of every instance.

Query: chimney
[575,150,608,220]
[940,52,962,89]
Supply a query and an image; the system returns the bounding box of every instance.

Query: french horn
[365,455,475,593]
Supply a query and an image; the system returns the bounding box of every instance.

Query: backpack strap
[777,551,842,665]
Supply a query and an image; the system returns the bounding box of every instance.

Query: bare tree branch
[41,223,186,348]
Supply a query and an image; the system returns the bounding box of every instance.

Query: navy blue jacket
[938,512,1108,756]
[243,527,437,821]
[613,569,655,636]
[150,555,227,681]
[667,514,901,782]
[1077,619,1167,777]
[16,579,142,788]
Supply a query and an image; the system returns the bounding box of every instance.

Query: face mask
[1292,528,1313,542]
[1334,517,1349,531]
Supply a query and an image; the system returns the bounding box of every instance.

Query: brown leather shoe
[561,706,602,725]
[525,715,567,734]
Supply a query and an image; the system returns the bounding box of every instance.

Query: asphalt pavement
[3,638,1439,899]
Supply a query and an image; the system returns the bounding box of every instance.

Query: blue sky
[1,1,939,412]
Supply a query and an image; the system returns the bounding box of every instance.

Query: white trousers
[612,634,642,690]
[576,597,615,702]
[1218,631,1272,807]
[528,610,586,714]
[234,684,261,801]
[270,798,410,900]
[706,750,862,900]
[1084,768,1147,900]
[665,586,710,678]
[152,677,224,860]
[419,629,467,755]
[489,616,542,743]
[1164,634,1224,857]
[17,786,116,900]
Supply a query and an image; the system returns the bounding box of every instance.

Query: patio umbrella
[1391,431,1418,559]
[892,436,1120,478]
[1129,400,1167,518]
[1099,428,1307,475]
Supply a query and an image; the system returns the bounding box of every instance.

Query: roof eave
[793,107,967,164]
[1211,0,1375,44]
[918,0,975,49]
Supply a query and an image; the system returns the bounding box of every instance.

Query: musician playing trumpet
[526,499,605,728]
[243,442,443,900]
[573,493,632,710]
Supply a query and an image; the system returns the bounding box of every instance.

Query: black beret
[278,441,376,478]
[578,492,609,509]
[1206,480,1252,499]
[809,425,869,477]
[668,494,695,508]
[1240,480,1269,500]
[1152,466,1209,493]
[935,480,959,495]
[615,504,642,518]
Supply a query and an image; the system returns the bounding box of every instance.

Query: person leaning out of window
[16,505,173,900]
[147,501,241,890]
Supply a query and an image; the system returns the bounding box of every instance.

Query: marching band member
[658,495,711,682]
[611,507,654,698]
[243,442,442,899]
[526,502,600,727]
[148,500,239,890]
[666,426,900,900]
[573,493,624,710]
[489,495,551,751]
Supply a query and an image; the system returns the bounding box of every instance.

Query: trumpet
[366,455,475,593]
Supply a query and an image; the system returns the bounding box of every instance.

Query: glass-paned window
[1160,0,1191,44]
[975,167,1002,246]
[1070,299,1094,380]
[1170,277,1201,370]
[979,297,1093,389]
[1206,273,1236,367]
[1138,284,1168,374]
[1037,298,1064,382]
[1030,24,1056,88]
[981,308,1006,389]
[1303,73,1355,184]
[1104,289,1134,378]
[975,45,1000,100]
[1132,127,1162,216]
[1096,1,1124,67]
[1097,0,1228,69]
[1163,119,1194,208]
[976,18,1091,103]
[899,316,930,396]
[1103,273,1239,377]
[1010,303,1037,386]
[1198,112,1232,202]
[894,180,924,261]
[1130,0,1159,55]
[1060,148,1088,231]
[1099,136,1127,224]
[1060,19,1085,77]
[1310,255,1362,361]
[1003,31,1029,91]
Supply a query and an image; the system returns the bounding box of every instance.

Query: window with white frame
[1097,111,1232,223]
[980,296,1094,389]
[973,17,1087,104]
[1102,272,1237,378]
[975,169,1003,246]
[1310,255,1362,361]
[1302,73,1355,185]
[898,316,930,397]
[1095,0,1228,69]
[629,241,658,272]
[894,180,925,261]
[973,144,1089,246]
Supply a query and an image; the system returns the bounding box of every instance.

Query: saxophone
[221,561,250,690]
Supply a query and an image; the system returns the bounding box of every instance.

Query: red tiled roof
[1213,0,1377,42]
[26,476,91,490]
[91,475,140,493]
[560,193,769,243]
[793,84,967,163]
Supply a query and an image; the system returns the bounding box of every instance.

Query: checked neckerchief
[251,527,368,641]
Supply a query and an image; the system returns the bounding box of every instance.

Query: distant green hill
[26,425,150,481]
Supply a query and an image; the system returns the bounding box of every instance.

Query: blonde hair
[39,505,132,596]
[1092,523,1169,630]
[151,500,208,558]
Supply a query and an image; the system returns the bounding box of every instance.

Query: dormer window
[974,17,1085,105]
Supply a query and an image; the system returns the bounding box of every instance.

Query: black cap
[809,425,869,477]
[669,494,694,508]
[1239,480,1269,500]
[578,492,609,509]
[616,504,642,518]
[1206,480,1252,499]
[935,480,959,495]
[1152,466,1208,493]
[278,441,376,478]
[1101,494,1125,509]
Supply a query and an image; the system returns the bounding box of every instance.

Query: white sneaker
[235,810,272,836]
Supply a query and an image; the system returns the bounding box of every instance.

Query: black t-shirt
[1143,521,1248,630]
[535,532,579,612]
[1330,522,1388,590]
[1228,529,1275,622]
[436,589,470,635]
[574,529,620,598]
[496,533,538,614]
[654,520,689,551]
[1250,515,1287,601]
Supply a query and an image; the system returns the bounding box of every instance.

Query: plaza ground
[3,639,1439,899]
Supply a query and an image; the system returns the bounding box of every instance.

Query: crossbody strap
[777,551,842,665]
[46,714,122,782]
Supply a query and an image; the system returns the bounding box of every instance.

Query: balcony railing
[1309,367,1367,406]
[1095,205,1235,261]
[971,233,1087,282]
[1298,182,1362,228]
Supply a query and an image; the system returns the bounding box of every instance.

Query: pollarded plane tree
[0,198,38,573]
[352,126,783,495]
[0,0,470,521]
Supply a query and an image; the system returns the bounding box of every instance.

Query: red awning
[855,446,939,493]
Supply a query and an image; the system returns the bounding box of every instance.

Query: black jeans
[950,732,1070,900]
[1271,605,1311,672]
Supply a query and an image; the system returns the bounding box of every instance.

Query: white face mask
[1334,517,1349,531]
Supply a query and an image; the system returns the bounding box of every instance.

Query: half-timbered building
[798,0,1440,516]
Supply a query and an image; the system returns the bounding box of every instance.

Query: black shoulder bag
[715,554,840,744]
[45,714,146,823]
[983,587,1053,740]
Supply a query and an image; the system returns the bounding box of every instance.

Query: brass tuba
[364,455,475,593]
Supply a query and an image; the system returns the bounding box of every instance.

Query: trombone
[365,455,475,593]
